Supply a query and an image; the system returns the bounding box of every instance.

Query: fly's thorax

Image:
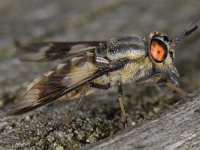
[105,35,147,61]
[120,58,153,84]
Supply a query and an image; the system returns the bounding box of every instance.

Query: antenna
[171,15,199,45]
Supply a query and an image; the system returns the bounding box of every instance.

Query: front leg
[136,73,169,86]
[136,73,190,97]
[164,82,190,97]
[117,81,128,129]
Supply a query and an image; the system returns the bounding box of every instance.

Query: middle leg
[117,81,128,129]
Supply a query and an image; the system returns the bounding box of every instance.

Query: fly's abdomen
[106,35,147,61]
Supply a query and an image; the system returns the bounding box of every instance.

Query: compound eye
[150,39,168,63]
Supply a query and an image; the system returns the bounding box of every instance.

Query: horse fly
[11,17,199,128]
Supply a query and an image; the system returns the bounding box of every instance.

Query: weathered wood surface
[83,93,200,150]
[0,0,200,149]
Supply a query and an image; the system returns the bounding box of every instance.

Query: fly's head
[148,23,198,86]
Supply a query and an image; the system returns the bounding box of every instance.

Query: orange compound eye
[150,39,167,63]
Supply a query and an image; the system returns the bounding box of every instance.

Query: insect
[11,18,199,127]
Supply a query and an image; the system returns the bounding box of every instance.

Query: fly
[11,17,199,128]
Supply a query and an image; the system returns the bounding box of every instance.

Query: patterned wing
[11,52,98,114]
[18,41,107,61]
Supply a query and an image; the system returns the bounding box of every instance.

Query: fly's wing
[11,53,98,114]
[18,41,106,61]
[11,52,129,115]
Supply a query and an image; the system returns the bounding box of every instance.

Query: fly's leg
[62,87,88,125]
[136,73,166,86]
[136,73,191,97]
[92,82,128,128]
[117,81,128,129]
[164,82,192,97]
[62,83,110,125]
[51,86,89,130]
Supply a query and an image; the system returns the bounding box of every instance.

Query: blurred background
[0,0,199,149]
[0,0,199,89]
